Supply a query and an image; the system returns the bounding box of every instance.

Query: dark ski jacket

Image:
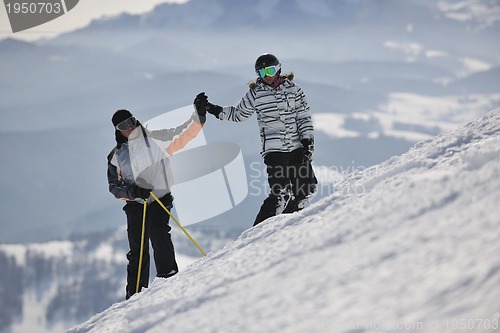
[107,113,204,204]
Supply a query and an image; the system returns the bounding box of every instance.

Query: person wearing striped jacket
[195,53,318,226]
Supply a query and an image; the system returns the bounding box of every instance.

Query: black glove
[206,102,223,118]
[301,138,314,164]
[193,92,208,117]
[128,184,151,200]
[194,92,222,118]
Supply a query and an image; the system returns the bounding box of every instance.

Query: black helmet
[255,53,280,71]
[112,109,133,128]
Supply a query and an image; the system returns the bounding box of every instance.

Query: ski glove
[128,184,151,200]
[194,92,222,118]
[206,102,223,118]
[194,92,208,116]
[301,138,314,163]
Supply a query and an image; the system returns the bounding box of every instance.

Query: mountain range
[0,1,499,330]
[0,226,233,333]
[1,0,498,244]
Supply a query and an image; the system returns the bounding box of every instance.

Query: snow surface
[69,109,500,333]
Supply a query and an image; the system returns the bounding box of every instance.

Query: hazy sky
[0,0,188,41]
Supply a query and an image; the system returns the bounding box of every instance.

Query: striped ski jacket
[218,74,314,156]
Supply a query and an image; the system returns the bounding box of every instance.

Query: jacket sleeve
[148,116,194,142]
[218,89,256,122]
[107,149,132,200]
[149,113,205,156]
[295,86,314,141]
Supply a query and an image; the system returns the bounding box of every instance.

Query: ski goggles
[115,116,137,131]
[256,64,281,78]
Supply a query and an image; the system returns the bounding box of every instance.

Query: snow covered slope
[3,0,499,244]
[69,109,500,332]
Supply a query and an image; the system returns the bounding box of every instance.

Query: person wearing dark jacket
[195,53,317,226]
[107,105,206,300]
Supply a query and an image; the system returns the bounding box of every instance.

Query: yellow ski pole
[136,199,148,294]
[150,192,206,257]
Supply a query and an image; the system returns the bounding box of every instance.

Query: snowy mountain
[0,227,233,333]
[67,109,500,333]
[1,0,499,244]
[436,0,500,28]
[1,1,499,332]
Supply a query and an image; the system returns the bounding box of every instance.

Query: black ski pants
[254,148,317,226]
[123,194,178,299]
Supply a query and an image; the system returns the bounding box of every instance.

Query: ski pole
[136,199,147,294]
[150,192,206,257]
